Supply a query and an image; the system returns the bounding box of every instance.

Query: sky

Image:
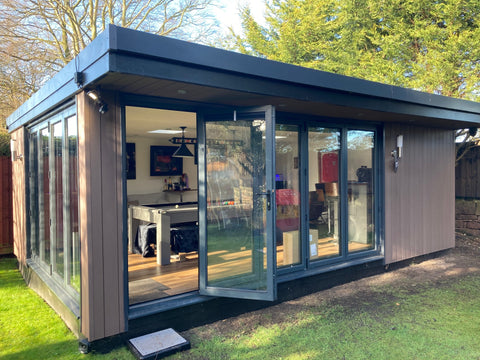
[213,0,266,34]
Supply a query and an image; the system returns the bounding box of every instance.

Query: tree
[0,0,218,131]
[233,0,480,100]
[232,0,480,158]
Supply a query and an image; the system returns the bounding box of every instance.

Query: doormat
[128,328,190,360]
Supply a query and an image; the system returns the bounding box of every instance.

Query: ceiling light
[173,127,194,158]
[148,129,183,134]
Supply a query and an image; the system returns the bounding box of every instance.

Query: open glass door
[198,106,276,301]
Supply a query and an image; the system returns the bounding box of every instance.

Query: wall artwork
[126,142,136,179]
[150,146,183,176]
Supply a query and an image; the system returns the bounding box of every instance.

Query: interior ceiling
[126,107,197,140]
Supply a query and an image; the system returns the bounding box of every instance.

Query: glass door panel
[53,121,64,277]
[200,106,276,301]
[39,127,50,266]
[347,130,375,253]
[275,124,301,268]
[308,127,341,261]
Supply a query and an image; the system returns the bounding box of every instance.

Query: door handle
[256,190,273,211]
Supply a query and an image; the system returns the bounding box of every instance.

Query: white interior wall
[126,135,197,196]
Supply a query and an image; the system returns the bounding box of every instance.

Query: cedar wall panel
[78,91,125,341]
[11,128,27,264]
[384,124,455,264]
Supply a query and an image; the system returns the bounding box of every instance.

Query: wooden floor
[128,238,372,305]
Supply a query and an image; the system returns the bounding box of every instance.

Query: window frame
[26,103,80,301]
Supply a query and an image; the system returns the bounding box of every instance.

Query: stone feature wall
[456,199,480,236]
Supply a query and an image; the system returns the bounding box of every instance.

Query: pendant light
[173,126,194,157]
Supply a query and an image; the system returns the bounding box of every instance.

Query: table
[128,204,198,265]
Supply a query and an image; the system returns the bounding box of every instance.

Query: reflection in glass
[39,127,50,265]
[206,118,267,290]
[29,133,39,257]
[308,128,341,260]
[347,130,375,252]
[275,124,301,268]
[53,121,64,277]
[67,116,80,293]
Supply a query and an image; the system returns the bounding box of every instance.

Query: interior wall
[384,124,455,264]
[126,135,197,195]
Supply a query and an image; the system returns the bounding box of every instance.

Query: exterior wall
[11,128,27,265]
[0,156,13,255]
[384,124,455,264]
[78,91,126,341]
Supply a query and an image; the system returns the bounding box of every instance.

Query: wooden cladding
[10,129,27,263]
[0,156,13,255]
[384,124,455,264]
[78,91,125,341]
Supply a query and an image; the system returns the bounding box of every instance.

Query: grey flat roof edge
[110,25,480,115]
[7,24,480,131]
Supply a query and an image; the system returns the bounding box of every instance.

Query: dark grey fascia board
[110,25,480,117]
[6,26,114,131]
[110,51,480,126]
[8,24,480,131]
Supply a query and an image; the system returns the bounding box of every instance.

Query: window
[274,118,379,273]
[28,106,80,299]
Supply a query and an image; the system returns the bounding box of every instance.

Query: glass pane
[275,124,301,268]
[29,132,39,257]
[39,127,50,265]
[67,116,80,293]
[53,121,64,277]
[347,130,375,252]
[308,128,341,260]
[206,118,267,291]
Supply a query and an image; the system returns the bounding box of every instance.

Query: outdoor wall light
[391,134,403,173]
[10,139,23,162]
[86,90,108,114]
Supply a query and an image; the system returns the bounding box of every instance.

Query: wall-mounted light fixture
[10,139,23,162]
[391,134,403,173]
[86,90,108,114]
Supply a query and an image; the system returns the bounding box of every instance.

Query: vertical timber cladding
[11,128,27,265]
[77,91,125,341]
[384,123,455,264]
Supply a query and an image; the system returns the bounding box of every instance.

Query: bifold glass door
[199,106,276,301]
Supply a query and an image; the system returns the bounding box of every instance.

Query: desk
[128,204,198,265]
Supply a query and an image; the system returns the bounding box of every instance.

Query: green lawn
[2,255,480,359]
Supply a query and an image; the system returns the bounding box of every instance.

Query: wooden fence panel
[456,146,480,199]
[0,156,13,255]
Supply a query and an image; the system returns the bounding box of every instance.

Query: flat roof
[7,24,480,131]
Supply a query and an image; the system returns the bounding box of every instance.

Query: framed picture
[150,146,183,176]
[126,142,136,179]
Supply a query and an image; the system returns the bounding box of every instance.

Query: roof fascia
[110,25,480,117]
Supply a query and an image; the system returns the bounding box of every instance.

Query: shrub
[0,131,11,156]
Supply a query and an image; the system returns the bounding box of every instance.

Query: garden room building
[7,25,480,344]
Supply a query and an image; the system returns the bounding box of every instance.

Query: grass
[0,257,133,360]
[2,256,480,359]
